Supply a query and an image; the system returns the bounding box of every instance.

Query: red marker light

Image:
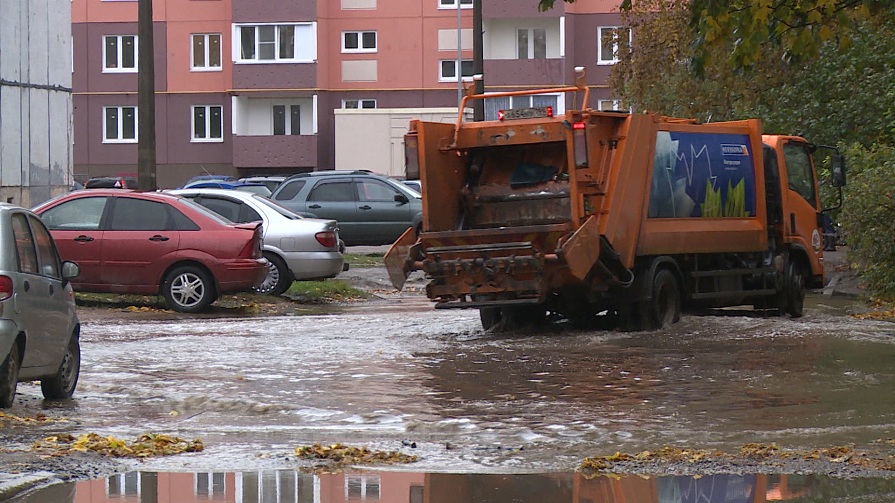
[546,106,553,117]
[497,110,505,121]
[572,121,586,130]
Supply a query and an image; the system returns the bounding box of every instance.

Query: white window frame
[102,106,138,143]
[439,59,473,82]
[272,104,301,135]
[597,26,631,65]
[102,34,138,73]
[342,30,377,53]
[191,33,222,71]
[438,0,472,8]
[598,99,627,111]
[191,105,224,143]
[484,93,563,121]
[342,99,377,109]
[517,27,547,60]
[234,23,315,63]
[194,472,226,497]
[106,472,142,497]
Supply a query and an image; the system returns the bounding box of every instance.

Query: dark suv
[270,171,422,246]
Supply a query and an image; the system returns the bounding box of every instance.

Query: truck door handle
[74,235,94,242]
[359,205,372,210]
[149,235,170,242]
[308,204,322,209]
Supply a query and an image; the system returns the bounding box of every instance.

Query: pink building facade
[71,0,625,188]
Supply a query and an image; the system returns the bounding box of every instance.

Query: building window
[597,26,630,65]
[439,59,473,82]
[236,24,302,62]
[273,105,301,135]
[103,35,137,72]
[598,99,626,111]
[342,99,376,109]
[192,105,223,142]
[342,31,377,53]
[517,28,546,60]
[484,93,561,121]
[103,106,137,143]
[438,0,471,8]
[346,475,381,500]
[195,472,226,497]
[191,33,222,71]
[107,472,141,497]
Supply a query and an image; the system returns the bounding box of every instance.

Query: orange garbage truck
[385,69,846,331]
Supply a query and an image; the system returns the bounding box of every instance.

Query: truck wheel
[784,260,805,318]
[0,343,20,408]
[41,334,80,400]
[254,253,292,296]
[163,265,215,313]
[480,307,502,331]
[646,269,681,330]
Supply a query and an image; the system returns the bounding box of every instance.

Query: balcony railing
[232,135,317,170]
[482,58,568,87]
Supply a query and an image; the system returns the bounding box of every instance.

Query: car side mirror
[394,193,409,204]
[61,261,80,283]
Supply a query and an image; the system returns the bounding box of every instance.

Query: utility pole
[473,0,484,121]
[137,0,157,190]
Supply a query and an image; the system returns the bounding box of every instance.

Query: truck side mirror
[831,154,846,187]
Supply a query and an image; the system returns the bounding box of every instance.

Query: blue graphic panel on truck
[648,131,756,218]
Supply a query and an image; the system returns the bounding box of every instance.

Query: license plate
[500,107,551,120]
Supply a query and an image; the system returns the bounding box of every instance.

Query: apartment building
[71,0,625,188]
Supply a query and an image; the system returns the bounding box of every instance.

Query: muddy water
[10,469,895,502]
[11,294,895,475]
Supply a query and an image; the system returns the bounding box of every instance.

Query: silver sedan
[169,188,344,295]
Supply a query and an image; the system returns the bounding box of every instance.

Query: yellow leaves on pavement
[0,411,63,424]
[32,432,203,458]
[295,443,418,467]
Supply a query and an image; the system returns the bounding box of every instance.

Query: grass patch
[343,253,384,268]
[285,279,369,302]
[75,292,162,309]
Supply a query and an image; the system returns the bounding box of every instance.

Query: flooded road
[7,293,895,480]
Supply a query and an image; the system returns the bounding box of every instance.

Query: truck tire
[646,269,681,330]
[784,260,805,318]
[0,343,20,408]
[41,334,81,400]
[480,307,502,331]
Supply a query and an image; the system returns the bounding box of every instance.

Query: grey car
[270,171,423,246]
[169,188,344,295]
[0,203,81,408]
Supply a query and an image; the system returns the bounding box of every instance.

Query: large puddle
[9,469,895,502]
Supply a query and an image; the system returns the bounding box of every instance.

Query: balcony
[232,135,318,170]
[482,58,568,88]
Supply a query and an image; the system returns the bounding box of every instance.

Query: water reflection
[10,469,895,503]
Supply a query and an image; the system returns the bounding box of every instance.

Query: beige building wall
[334,108,461,178]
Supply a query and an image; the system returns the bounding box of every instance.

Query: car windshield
[250,194,305,220]
[389,179,421,198]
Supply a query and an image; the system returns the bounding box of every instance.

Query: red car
[33,190,268,313]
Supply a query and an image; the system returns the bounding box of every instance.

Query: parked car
[182,181,272,197]
[0,203,81,408]
[237,176,287,193]
[400,179,422,193]
[169,188,345,295]
[33,190,268,313]
[270,170,423,246]
[84,176,137,189]
[179,175,237,188]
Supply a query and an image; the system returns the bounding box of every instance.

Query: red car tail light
[315,231,337,248]
[239,227,264,259]
[0,276,13,301]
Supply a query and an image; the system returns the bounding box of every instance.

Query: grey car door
[353,177,414,244]
[11,213,71,370]
[305,180,359,242]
